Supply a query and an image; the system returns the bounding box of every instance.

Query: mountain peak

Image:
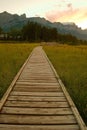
[20,13,26,18]
[2,11,8,14]
[0,11,26,18]
[62,22,76,26]
[0,11,12,16]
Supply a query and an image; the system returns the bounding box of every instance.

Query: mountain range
[0,11,87,41]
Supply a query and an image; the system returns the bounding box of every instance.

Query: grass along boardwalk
[0,46,86,130]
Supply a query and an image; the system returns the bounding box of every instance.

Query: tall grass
[0,43,37,98]
[44,44,87,124]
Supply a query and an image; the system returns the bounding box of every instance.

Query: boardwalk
[0,46,86,130]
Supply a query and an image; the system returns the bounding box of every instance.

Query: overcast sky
[0,0,87,29]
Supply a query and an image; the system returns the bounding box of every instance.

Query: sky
[0,0,87,29]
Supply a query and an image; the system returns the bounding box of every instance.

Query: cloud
[67,3,72,8]
[45,4,78,22]
[45,3,87,26]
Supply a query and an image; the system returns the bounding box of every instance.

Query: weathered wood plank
[16,80,57,84]
[5,101,69,108]
[8,96,66,102]
[16,82,59,86]
[14,84,60,88]
[17,79,57,82]
[25,73,53,75]
[21,72,53,74]
[15,82,60,87]
[0,114,77,124]
[13,87,61,92]
[18,75,55,81]
[19,76,55,78]
[1,107,73,115]
[0,124,79,130]
[10,92,64,97]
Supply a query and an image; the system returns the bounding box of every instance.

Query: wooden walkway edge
[0,46,86,130]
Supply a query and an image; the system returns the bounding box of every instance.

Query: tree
[0,27,3,34]
[9,28,21,40]
[22,22,58,42]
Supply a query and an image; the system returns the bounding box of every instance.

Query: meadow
[44,44,87,124]
[0,43,37,98]
[0,43,87,124]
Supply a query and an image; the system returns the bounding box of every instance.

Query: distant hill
[0,11,87,41]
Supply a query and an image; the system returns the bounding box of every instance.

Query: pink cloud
[45,7,78,22]
[45,5,87,24]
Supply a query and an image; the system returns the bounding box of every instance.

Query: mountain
[52,22,87,41]
[0,11,28,31]
[0,11,87,41]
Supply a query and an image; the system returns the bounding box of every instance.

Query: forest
[0,21,87,45]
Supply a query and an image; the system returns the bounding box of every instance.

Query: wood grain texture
[10,91,63,96]
[1,107,73,115]
[5,101,69,108]
[0,114,76,124]
[0,124,79,130]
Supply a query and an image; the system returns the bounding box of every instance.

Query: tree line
[22,22,58,42]
[0,21,87,44]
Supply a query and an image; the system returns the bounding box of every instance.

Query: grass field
[0,43,87,125]
[44,44,87,124]
[0,43,38,98]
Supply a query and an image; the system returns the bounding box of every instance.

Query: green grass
[0,43,38,98]
[44,44,87,124]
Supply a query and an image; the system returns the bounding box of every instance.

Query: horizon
[0,0,87,29]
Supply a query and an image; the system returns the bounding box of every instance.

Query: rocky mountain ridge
[0,11,87,40]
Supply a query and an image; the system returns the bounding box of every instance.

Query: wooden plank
[19,75,55,78]
[17,80,57,83]
[18,79,57,82]
[19,76,56,79]
[21,68,51,70]
[21,71,53,73]
[0,114,77,124]
[0,124,79,130]
[5,101,69,108]
[24,71,52,73]
[16,80,57,83]
[16,82,59,85]
[13,88,61,92]
[13,87,61,92]
[15,83,60,88]
[15,82,60,87]
[19,74,55,77]
[10,92,64,97]
[1,107,73,115]
[19,72,53,74]
[7,96,66,102]
[14,84,60,88]
[14,86,59,89]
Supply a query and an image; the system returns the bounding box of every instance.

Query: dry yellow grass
[44,44,87,124]
[0,43,38,98]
